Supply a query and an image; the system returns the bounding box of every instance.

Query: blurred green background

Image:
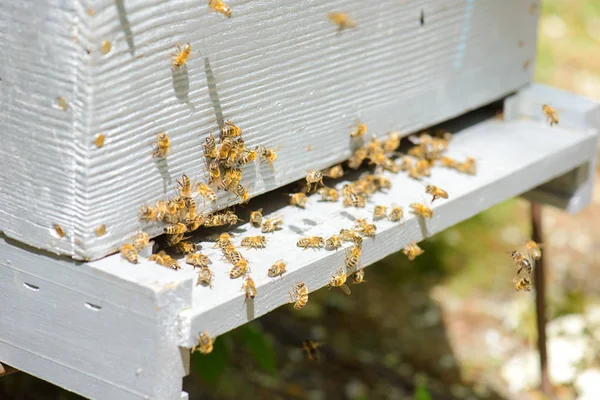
[2,1,600,399]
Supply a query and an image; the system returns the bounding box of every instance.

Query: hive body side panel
[0,0,93,257]
[76,0,538,259]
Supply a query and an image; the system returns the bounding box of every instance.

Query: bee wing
[339,284,352,296]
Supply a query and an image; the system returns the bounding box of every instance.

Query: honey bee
[268,260,287,278]
[213,233,233,249]
[186,253,210,268]
[54,224,66,238]
[230,259,250,279]
[514,276,532,292]
[342,187,366,208]
[221,120,242,138]
[234,184,250,203]
[171,43,191,69]
[156,200,168,221]
[257,145,278,165]
[403,241,424,261]
[196,183,217,204]
[328,268,351,295]
[389,206,404,222]
[203,133,218,159]
[324,164,344,179]
[196,266,213,288]
[139,205,157,222]
[350,268,366,284]
[373,205,388,220]
[525,240,542,261]
[57,96,68,111]
[186,213,206,232]
[165,233,185,246]
[149,251,181,270]
[383,132,402,153]
[328,12,357,30]
[238,149,257,165]
[302,340,323,361]
[249,209,263,227]
[373,175,392,190]
[164,222,187,235]
[348,149,368,169]
[153,132,170,158]
[241,235,267,249]
[425,185,448,202]
[542,104,559,126]
[439,156,459,169]
[242,275,257,301]
[222,245,245,265]
[398,157,413,171]
[95,224,106,237]
[325,235,343,251]
[457,157,477,175]
[171,241,198,254]
[339,229,363,246]
[409,202,433,219]
[94,133,105,148]
[409,159,431,179]
[305,170,324,193]
[120,244,138,264]
[193,331,215,354]
[261,216,284,233]
[132,232,149,251]
[289,192,308,208]
[350,122,368,139]
[345,245,361,269]
[318,187,339,202]
[290,282,309,310]
[354,218,376,237]
[297,236,325,250]
[208,0,231,17]
[204,211,242,227]
[510,251,533,275]
[177,174,192,198]
[217,137,234,161]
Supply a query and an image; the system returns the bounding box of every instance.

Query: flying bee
[297,236,325,250]
[165,233,185,246]
[120,244,138,264]
[290,282,309,310]
[238,149,257,165]
[525,240,542,261]
[132,232,149,251]
[318,186,339,202]
[542,104,559,126]
[510,250,533,275]
[196,266,213,288]
[230,259,250,279]
[164,222,187,235]
[248,208,263,227]
[409,202,433,219]
[208,161,221,185]
[203,133,218,159]
[324,164,344,179]
[389,206,404,222]
[350,268,366,284]
[305,170,324,193]
[193,332,215,354]
[268,260,287,278]
[257,145,278,165]
[139,205,157,222]
[457,157,477,175]
[171,241,198,254]
[325,235,343,251]
[261,216,284,233]
[514,276,532,292]
[196,183,217,204]
[373,205,388,220]
[328,12,357,30]
[302,340,323,361]
[403,241,424,261]
[354,218,377,237]
[208,0,231,17]
[152,132,170,158]
[339,229,363,246]
[186,253,210,268]
[221,120,242,138]
[241,235,267,249]
[171,43,191,69]
[242,275,257,301]
[328,268,351,295]
[289,192,308,208]
[425,185,448,202]
[213,233,233,249]
[345,245,361,269]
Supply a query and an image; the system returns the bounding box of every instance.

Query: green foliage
[238,323,279,376]
[413,383,432,400]
[191,336,229,384]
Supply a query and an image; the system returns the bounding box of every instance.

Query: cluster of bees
[511,240,542,292]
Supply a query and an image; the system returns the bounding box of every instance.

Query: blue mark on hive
[454,0,474,69]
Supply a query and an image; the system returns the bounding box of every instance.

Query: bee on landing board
[318,187,339,202]
[289,192,308,208]
[389,206,404,222]
[193,331,215,354]
[120,244,138,264]
[302,340,323,361]
[542,104,559,126]
[186,253,210,268]
[196,266,213,288]
[425,185,448,203]
[171,43,191,69]
[409,202,433,219]
[268,260,287,278]
[261,216,284,233]
[325,234,343,251]
[297,236,325,250]
[230,259,250,279]
[240,235,267,249]
[373,205,388,220]
[132,232,149,252]
[305,170,324,193]
[249,208,263,227]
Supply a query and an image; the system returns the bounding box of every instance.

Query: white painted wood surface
[0,0,539,261]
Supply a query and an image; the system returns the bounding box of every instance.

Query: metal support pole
[531,202,552,396]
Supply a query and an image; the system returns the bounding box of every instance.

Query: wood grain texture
[178,115,598,347]
[0,235,193,400]
[0,0,539,260]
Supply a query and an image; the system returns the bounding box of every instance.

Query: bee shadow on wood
[288,225,304,235]
[340,211,356,222]
[245,298,255,321]
[302,218,317,227]
[153,157,172,193]
[172,65,191,105]
[115,0,135,56]
[203,55,224,129]
[416,215,430,239]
